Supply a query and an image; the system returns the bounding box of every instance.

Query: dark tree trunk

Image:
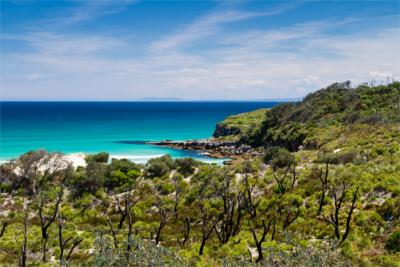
[0,222,8,239]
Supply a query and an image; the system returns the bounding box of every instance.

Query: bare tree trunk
[198,213,216,256]
[42,238,48,262]
[317,162,329,215]
[177,217,191,247]
[66,238,83,261]
[155,219,166,245]
[321,183,359,243]
[19,201,28,267]
[0,222,8,239]
[38,189,63,262]
[106,214,119,249]
[341,186,359,243]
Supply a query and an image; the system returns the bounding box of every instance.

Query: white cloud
[1,6,399,100]
[27,73,41,80]
[40,0,137,27]
[149,3,295,52]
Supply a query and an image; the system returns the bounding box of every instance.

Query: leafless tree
[198,205,218,256]
[214,172,245,245]
[19,199,28,267]
[154,196,169,245]
[321,183,359,243]
[280,204,301,231]
[317,162,330,215]
[113,195,130,229]
[106,214,119,249]
[122,191,139,258]
[242,174,274,262]
[252,219,274,263]
[272,163,296,194]
[37,188,63,262]
[57,214,83,263]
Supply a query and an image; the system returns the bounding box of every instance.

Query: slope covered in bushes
[216,81,400,154]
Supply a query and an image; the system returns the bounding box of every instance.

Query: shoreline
[0,148,230,167]
[148,139,261,161]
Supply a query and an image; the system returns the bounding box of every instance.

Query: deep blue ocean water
[0,102,278,163]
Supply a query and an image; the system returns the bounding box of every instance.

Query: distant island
[0,81,399,266]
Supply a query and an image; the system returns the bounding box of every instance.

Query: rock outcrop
[213,123,241,138]
[148,140,258,159]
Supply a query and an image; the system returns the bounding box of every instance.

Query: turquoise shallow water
[0,102,278,163]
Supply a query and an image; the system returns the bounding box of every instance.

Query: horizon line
[0,98,303,102]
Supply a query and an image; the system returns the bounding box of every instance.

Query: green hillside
[217,81,400,154]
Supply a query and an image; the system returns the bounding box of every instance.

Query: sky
[1,0,399,100]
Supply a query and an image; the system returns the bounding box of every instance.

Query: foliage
[145,155,174,178]
[386,231,400,253]
[0,81,399,266]
[86,152,109,163]
[92,235,183,266]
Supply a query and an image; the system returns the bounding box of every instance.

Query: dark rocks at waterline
[148,139,258,159]
[213,123,241,138]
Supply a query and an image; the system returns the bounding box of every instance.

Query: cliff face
[212,108,268,140]
[213,123,241,137]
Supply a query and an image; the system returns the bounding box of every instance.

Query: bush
[269,148,295,170]
[385,231,400,253]
[264,146,281,163]
[146,155,174,178]
[105,170,133,190]
[92,235,183,266]
[314,151,360,165]
[175,158,197,176]
[86,152,109,163]
[108,158,141,172]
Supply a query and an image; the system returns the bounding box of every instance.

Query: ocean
[0,102,278,163]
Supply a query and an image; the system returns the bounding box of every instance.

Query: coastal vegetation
[0,82,399,266]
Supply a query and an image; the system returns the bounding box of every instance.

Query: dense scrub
[0,82,399,266]
[219,81,400,151]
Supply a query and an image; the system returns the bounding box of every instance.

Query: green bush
[86,152,109,163]
[175,158,198,176]
[386,231,400,253]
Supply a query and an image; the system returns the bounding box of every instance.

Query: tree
[213,170,244,245]
[320,183,359,243]
[13,150,67,195]
[187,165,221,255]
[270,148,296,194]
[153,194,170,245]
[71,159,107,197]
[19,199,29,267]
[36,188,64,262]
[170,174,188,216]
[57,213,83,263]
[313,161,330,215]
[242,174,274,262]
[176,216,192,247]
[0,221,8,239]
[198,201,219,256]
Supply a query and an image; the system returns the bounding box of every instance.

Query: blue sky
[1,0,399,100]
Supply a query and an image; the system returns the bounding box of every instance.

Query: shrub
[386,231,400,253]
[86,152,109,163]
[146,155,174,178]
[175,158,198,176]
[270,148,295,170]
